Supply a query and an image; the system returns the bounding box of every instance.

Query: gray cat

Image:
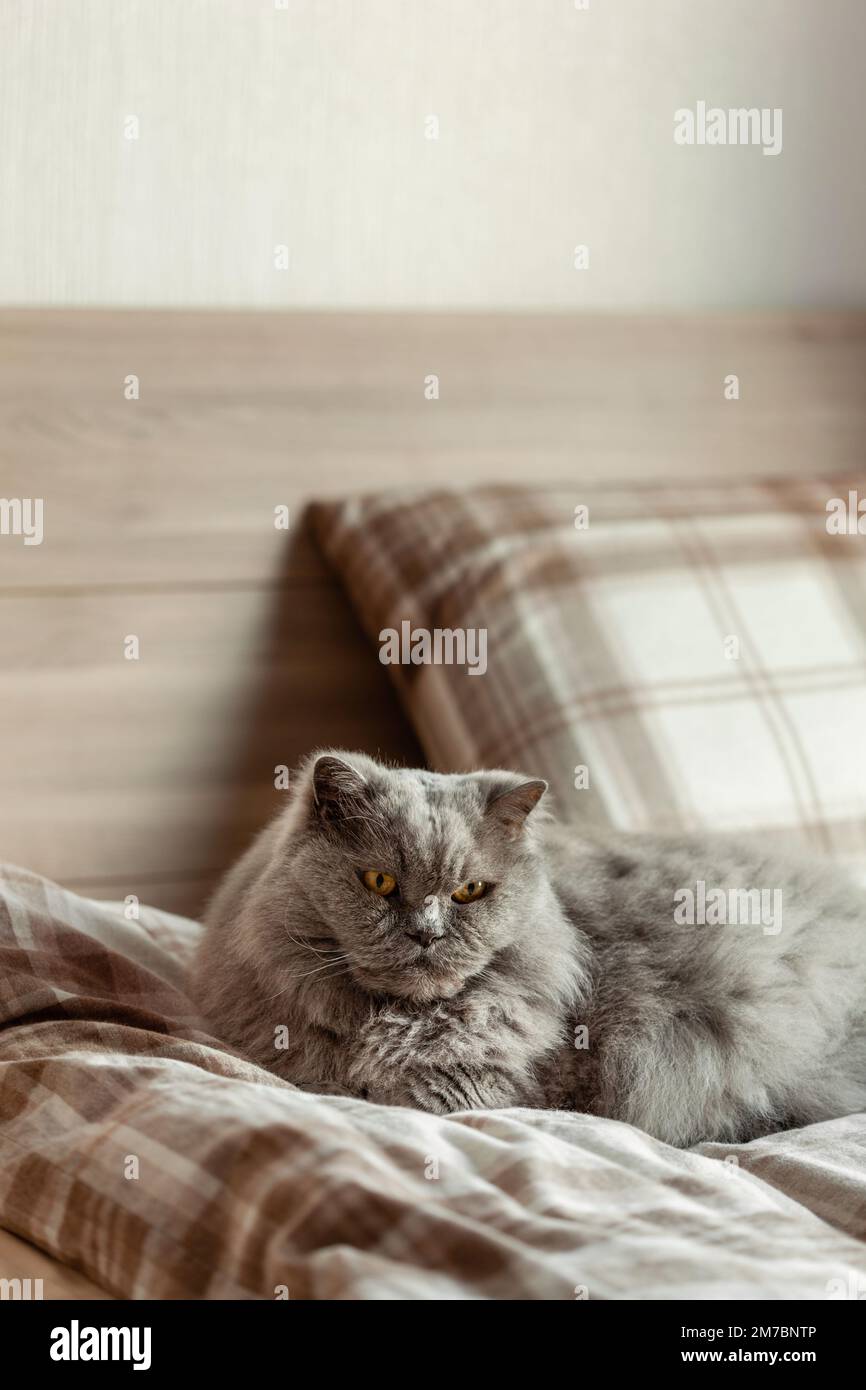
[193,750,866,1147]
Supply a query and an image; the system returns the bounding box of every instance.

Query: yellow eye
[451,879,488,904]
[362,869,397,897]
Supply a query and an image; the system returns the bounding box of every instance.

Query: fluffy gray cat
[193,751,866,1147]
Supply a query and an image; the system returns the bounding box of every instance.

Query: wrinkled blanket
[1,865,865,1300]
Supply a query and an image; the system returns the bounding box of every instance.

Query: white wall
[1,0,863,308]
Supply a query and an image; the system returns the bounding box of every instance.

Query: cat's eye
[361,869,397,897]
[451,879,488,904]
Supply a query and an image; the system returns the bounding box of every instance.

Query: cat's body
[193,751,866,1147]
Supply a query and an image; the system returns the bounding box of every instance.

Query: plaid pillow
[313,476,866,870]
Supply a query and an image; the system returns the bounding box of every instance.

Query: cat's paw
[363,1076,443,1113]
[371,1067,522,1115]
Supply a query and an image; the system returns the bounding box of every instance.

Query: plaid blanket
[2,865,865,1300]
[313,474,866,872]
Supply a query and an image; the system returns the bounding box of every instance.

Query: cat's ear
[311,755,369,829]
[484,778,548,839]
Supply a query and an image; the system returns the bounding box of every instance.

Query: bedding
[1,864,865,1300]
[312,474,866,874]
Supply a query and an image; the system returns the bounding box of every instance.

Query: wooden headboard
[2,310,864,917]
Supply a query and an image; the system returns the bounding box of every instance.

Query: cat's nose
[405,925,444,949]
[405,893,445,947]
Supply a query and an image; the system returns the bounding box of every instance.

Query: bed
[2,310,866,1300]
[2,865,866,1300]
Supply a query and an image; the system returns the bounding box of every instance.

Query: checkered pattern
[2,864,866,1299]
[313,475,866,872]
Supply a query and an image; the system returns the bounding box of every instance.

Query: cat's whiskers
[280,892,339,959]
[284,954,353,983]
[284,927,341,958]
[333,808,391,853]
[256,954,353,1003]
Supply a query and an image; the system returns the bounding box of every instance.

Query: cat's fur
[193,750,866,1146]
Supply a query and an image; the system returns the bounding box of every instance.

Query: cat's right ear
[484,777,548,841]
[311,755,369,829]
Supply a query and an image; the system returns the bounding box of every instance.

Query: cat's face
[286,754,549,1002]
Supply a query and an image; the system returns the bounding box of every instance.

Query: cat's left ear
[311,754,369,829]
[485,779,548,840]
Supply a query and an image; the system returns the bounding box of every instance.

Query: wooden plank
[0,577,422,900]
[1,311,864,588]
